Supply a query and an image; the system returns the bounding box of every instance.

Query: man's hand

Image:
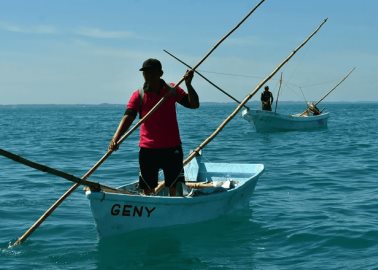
[184,69,194,86]
[108,138,119,151]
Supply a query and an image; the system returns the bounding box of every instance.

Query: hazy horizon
[1,0,377,104]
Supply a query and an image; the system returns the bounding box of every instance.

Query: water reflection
[96,211,258,270]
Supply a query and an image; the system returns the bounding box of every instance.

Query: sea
[0,102,377,270]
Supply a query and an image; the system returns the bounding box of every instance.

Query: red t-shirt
[127,82,187,148]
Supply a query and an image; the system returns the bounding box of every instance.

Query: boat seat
[186,180,237,197]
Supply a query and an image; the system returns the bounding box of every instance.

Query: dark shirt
[261,91,273,102]
[261,91,273,111]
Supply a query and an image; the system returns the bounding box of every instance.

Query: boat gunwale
[247,109,330,122]
[85,163,264,203]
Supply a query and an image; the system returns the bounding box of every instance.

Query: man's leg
[139,148,159,195]
[163,146,185,196]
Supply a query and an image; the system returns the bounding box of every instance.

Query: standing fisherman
[261,85,274,111]
[109,58,200,196]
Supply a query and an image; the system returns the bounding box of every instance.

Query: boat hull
[242,109,329,132]
[86,159,264,238]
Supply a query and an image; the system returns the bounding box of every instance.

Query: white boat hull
[86,156,264,238]
[242,109,329,132]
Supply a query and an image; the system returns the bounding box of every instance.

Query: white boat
[85,153,264,238]
[241,108,329,132]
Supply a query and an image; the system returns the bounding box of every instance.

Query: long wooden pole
[315,67,356,106]
[274,72,283,113]
[11,0,266,247]
[163,49,250,110]
[300,67,355,116]
[183,18,328,166]
[0,148,129,194]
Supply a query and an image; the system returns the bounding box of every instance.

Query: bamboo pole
[10,1,266,247]
[274,72,283,113]
[300,67,355,116]
[163,49,250,110]
[154,18,328,195]
[183,19,328,166]
[0,149,128,194]
[315,67,356,106]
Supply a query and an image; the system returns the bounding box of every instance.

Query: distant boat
[85,153,264,238]
[241,108,329,132]
[241,68,355,132]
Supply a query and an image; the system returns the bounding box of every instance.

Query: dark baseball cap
[139,58,162,71]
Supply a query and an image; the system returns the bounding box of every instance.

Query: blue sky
[0,0,377,104]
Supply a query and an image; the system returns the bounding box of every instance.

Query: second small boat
[241,108,329,132]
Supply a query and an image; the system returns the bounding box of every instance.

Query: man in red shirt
[109,58,199,196]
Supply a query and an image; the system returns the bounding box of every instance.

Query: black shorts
[139,145,185,190]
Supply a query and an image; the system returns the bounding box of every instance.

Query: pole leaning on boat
[299,67,356,116]
[315,67,356,106]
[154,19,329,195]
[10,0,267,247]
[183,18,328,166]
[0,148,129,194]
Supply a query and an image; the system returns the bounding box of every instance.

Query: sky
[0,0,377,104]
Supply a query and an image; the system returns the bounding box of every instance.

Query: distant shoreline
[0,101,378,107]
[1,101,378,107]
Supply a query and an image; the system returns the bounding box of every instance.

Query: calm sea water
[0,102,377,270]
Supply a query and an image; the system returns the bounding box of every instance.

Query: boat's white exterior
[85,155,264,238]
[241,109,329,132]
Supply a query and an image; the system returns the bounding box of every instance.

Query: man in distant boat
[261,85,274,111]
[108,58,200,196]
